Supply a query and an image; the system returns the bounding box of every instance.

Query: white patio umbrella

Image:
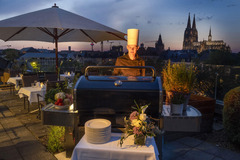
[0,4,126,72]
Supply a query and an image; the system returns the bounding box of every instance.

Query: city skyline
[0,0,239,53]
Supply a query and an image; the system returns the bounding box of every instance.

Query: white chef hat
[127,29,139,46]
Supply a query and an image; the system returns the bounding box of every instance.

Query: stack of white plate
[85,119,111,144]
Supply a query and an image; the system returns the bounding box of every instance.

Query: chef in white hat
[114,29,145,76]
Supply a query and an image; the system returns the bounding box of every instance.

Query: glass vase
[134,134,146,146]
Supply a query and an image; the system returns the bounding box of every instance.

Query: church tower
[208,27,212,41]
[192,14,198,42]
[183,13,193,50]
[155,34,164,54]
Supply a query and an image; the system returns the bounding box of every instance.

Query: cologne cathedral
[183,13,231,53]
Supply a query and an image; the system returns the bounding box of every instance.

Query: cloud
[147,20,151,24]
[227,4,237,7]
[196,16,213,21]
[0,0,51,13]
[176,21,185,25]
[0,0,55,19]
[206,16,213,20]
[168,21,184,26]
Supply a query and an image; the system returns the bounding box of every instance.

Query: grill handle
[85,66,156,78]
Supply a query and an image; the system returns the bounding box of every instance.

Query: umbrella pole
[54,29,59,80]
[55,39,58,77]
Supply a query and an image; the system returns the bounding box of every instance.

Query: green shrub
[47,126,65,153]
[223,86,240,145]
[162,60,196,94]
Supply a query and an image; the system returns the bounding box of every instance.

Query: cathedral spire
[187,13,191,29]
[208,26,212,41]
[209,27,212,37]
[192,14,196,29]
[158,34,163,44]
[155,34,164,54]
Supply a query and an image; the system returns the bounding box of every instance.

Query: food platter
[54,105,69,110]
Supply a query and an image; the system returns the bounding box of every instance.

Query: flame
[69,104,74,110]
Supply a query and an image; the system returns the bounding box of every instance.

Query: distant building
[18,52,64,69]
[183,13,231,53]
[146,47,157,55]
[111,45,123,52]
[138,34,165,56]
[192,28,231,53]
[155,34,165,54]
[21,47,40,53]
[137,43,146,55]
[38,49,51,53]
[183,13,198,50]
[166,50,198,62]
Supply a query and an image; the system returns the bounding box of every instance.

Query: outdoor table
[7,76,22,90]
[18,86,46,112]
[71,132,159,160]
[60,73,75,81]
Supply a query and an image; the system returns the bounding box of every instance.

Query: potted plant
[170,92,185,115]
[162,60,196,110]
[120,101,156,146]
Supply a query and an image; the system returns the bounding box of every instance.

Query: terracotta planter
[171,103,184,115]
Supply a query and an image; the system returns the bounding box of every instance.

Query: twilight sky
[0,0,239,52]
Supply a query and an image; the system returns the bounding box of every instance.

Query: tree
[205,50,237,65]
[2,49,20,62]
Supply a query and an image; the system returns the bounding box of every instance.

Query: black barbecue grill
[41,66,201,158]
[74,66,163,128]
[41,66,163,157]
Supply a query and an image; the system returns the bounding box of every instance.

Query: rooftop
[19,52,64,59]
[0,89,239,160]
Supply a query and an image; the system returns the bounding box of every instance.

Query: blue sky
[0,0,239,52]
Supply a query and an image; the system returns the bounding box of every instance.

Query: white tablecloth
[71,133,159,160]
[7,77,22,90]
[18,86,46,104]
[60,74,75,81]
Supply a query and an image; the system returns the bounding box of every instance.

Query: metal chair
[22,74,38,87]
[21,74,39,112]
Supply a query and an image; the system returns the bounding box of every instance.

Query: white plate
[85,119,111,129]
[85,126,111,132]
[85,119,111,144]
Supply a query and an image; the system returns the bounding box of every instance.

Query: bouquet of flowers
[54,92,73,106]
[120,101,155,146]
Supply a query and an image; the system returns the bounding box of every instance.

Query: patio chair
[0,72,16,94]
[1,72,10,84]
[21,74,39,112]
[22,74,38,87]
